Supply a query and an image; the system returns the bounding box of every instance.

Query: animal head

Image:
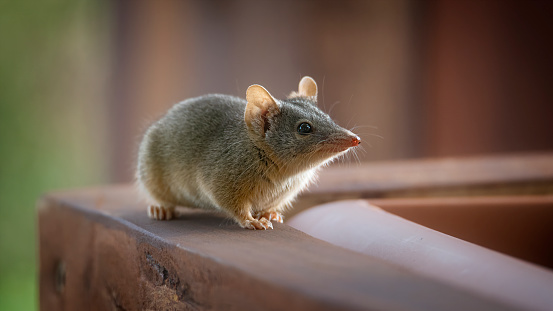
[245,76,360,173]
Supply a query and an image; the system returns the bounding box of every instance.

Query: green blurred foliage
[0,0,111,309]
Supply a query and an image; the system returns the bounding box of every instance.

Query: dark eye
[297,122,313,135]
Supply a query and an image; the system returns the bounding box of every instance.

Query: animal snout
[351,135,361,146]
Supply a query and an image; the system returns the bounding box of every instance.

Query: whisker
[362,140,373,148]
[345,115,356,129]
[353,134,384,143]
[349,125,379,131]
[357,145,368,155]
[328,101,341,115]
[354,149,362,165]
[366,133,384,140]
[347,94,354,106]
[322,75,326,111]
[235,79,241,94]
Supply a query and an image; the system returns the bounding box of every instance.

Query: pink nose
[351,135,361,146]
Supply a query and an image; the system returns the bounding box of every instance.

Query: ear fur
[289,76,318,100]
[245,84,280,136]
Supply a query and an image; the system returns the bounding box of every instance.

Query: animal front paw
[147,205,175,220]
[241,217,273,230]
[253,211,284,223]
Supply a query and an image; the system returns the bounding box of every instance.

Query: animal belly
[171,174,221,212]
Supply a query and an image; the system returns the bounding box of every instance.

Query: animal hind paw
[147,205,175,220]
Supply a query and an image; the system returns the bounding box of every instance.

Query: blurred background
[1,0,552,309]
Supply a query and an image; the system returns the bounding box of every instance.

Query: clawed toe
[242,217,273,230]
[148,205,174,220]
[253,211,284,223]
[272,212,284,223]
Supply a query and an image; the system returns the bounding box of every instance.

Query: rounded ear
[298,76,318,99]
[245,84,280,136]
